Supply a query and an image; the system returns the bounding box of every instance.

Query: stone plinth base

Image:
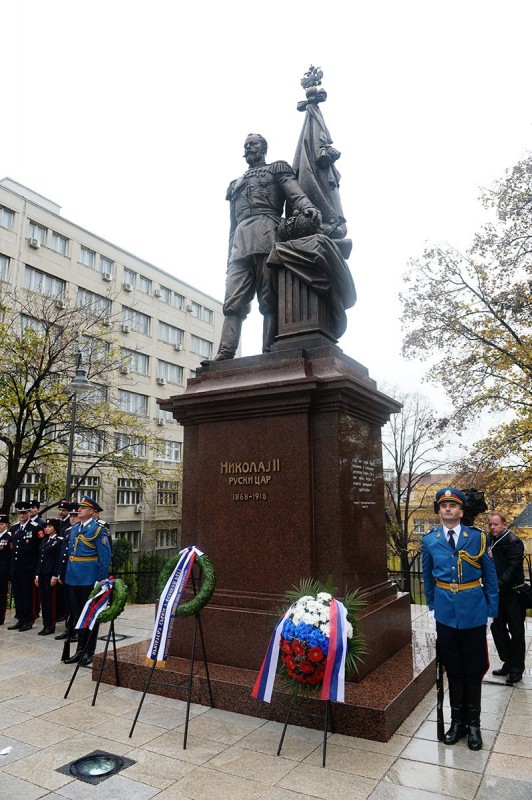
[93,629,436,742]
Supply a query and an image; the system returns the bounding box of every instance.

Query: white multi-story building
[0,177,225,554]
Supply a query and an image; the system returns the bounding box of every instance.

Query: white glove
[428,609,436,629]
[487,617,493,626]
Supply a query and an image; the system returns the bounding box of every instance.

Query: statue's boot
[443,683,466,744]
[465,683,483,751]
[213,314,242,361]
[262,313,278,353]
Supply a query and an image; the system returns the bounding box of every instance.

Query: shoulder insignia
[269,160,295,176]
[463,532,468,538]
[436,532,441,538]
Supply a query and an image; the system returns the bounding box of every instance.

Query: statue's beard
[245,152,264,167]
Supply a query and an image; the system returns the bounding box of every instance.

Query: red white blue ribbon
[145,546,201,668]
[252,598,349,704]
[251,608,291,702]
[76,578,114,630]
[320,599,348,703]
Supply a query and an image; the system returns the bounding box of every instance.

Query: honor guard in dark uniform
[35,518,62,635]
[422,487,498,751]
[29,499,46,529]
[64,496,111,666]
[55,503,79,641]
[0,514,12,625]
[8,500,44,631]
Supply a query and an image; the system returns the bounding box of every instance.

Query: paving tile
[476,775,532,800]
[120,747,196,789]
[208,745,297,784]
[279,762,377,800]
[400,737,489,772]
[261,789,326,800]
[385,758,481,799]
[499,714,531,737]
[368,783,463,800]
[0,769,49,799]
[86,715,167,746]
[0,694,69,718]
[163,765,272,800]
[0,734,39,765]
[1,717,76,747]
[121,702,190,729]
[485,752,532,783]
[492,732,532,757]
[182,710,265,745]
[0,708,33,729]
[328,731,410,757]
[36,701,115,733]
[2,747,75,792]
[142,730,229,765]
[54,772,159,799]
[238,721,323,761]
[303,741,394,779]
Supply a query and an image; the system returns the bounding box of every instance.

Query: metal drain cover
[57,750,135,784]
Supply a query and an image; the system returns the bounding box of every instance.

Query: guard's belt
[436,579,482,593]
[69,555,98,562]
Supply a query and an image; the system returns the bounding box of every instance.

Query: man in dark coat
[8,501,44,631]
[488,512,526,686]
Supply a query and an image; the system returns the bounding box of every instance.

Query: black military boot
[465,683,483,751]
[443,683,467,745]
[64,629,86,664]
[262,313,278,353]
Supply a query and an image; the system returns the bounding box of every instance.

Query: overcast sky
[2,0,532,413]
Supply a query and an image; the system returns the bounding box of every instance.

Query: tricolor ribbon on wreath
[76,577,115,630]
[145,545,203,668]
[252,598,349,703]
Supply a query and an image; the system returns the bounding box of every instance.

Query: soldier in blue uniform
[0,514,12,625]
[55,503,79,642]
[422,487,498,751]
[64,496,111,666]
[8,500,44,631]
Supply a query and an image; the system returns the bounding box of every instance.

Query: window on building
[138,275,152,294]
[80,245,96,268]
[100,255,114,275]
[159,321,184,347]
[157,440,182,463]
[189,301,213,324]
[69,475,100,504]
[412,519,426,534]
[77,335,109,362]
[122,306,150,335]
[116,530,140,551]
[77,288,111,318]
[156,481,179,506]
[159,286,171,303]
[0,205,14,229]
[20,314,45,335]
[173,293,185,310]
[156,408,174,422]
[157,359,183,385]
[116,433,147,457]
[0,254,9,281]
[117,478,143,505]
[189,369,197,379]
[28,221,47,245]
[117,389,148,416]
[190,335,213,359]
[15,473,46,506]
[156,528,179,549]
[123,268,136,288]
[51,231,69,256]
[189,301,201,318]
[203,307,214,324]
[74,429,105,454]
[121,348,149,375]
[25,265,65,299]
[83,384,107,404]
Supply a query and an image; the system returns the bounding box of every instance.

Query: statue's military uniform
[224,161,316,319]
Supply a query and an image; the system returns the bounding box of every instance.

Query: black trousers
[66,583,99,655]
[11,570,35,626]
[436,621,489,683]
[0,573,9,623]
[491,591,526,676]
[38,574,56,630]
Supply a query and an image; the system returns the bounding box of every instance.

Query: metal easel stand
[63,620,120,702]
[277,698,335,767]
[129,571,214,749]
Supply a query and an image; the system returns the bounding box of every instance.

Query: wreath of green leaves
[88,578,128,623]
[157,552,216,617]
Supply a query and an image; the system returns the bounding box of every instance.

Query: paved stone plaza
[0,604,530,800]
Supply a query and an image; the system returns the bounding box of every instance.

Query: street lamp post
[65,353,92,501]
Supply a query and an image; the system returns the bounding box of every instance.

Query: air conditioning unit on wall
[102,272,112,282]
[156,377,166,386]
[134,504,143,514]
[28,237,40,249]
[123,282,133,292]
[119,365,129,374]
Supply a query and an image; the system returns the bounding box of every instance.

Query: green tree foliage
[401,153,532,482]
[0,287,164,512]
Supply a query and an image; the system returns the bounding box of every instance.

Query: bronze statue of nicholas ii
[212,133,321,360]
